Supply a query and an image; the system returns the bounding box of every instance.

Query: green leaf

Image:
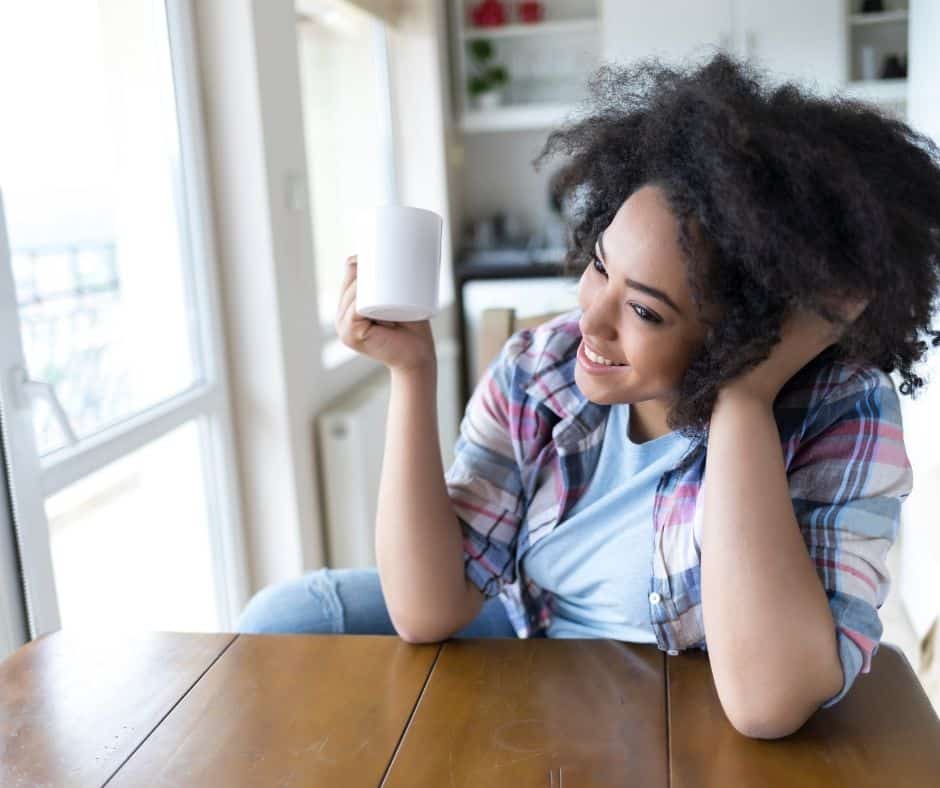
[468,39,493,62]
[487,65,509,85]
[467,75,489,96]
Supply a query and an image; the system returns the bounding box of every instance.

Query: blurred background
[0,0,936,711]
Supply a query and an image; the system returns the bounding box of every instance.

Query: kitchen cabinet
[601,1,844,94]
[450,0,602,132]
[842,2,909,118]
[731,1,844,92]
[601,1,911,117]
[601,0,735,67]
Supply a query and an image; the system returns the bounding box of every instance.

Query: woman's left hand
[721,295,870,406]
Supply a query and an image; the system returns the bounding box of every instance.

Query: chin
[575,369,632,405]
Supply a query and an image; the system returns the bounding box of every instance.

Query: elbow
[728,664,846,739]
[726,708,807,740]
[716,650,844,740]
[396,626,450,644]
[395,627,447,645]
[389,612,452,644]
[723,695,817,740]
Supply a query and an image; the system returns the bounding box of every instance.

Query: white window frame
[295,1,399,348]
[0,201,32,659]
[0,0,248,653]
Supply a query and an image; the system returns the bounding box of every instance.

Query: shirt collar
[519,309,834,456]
[522,336,611,451]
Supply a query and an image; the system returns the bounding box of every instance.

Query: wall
[459,129,562,246]
[194,0,321,593]
[897,0,940,647]
[194,0,458,597]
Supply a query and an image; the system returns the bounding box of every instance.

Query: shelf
[460,102,582,133]
[849,10,908,26]
[841,78,907,102]
[456,260,569,282]
[461,19,599,40]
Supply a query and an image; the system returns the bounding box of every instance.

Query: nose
[579,290,619,342]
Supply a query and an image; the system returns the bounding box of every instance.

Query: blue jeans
[235,567,526,638]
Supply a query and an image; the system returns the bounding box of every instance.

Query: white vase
[473,89,504,110]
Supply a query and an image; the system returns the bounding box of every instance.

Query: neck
[628,399,674,443]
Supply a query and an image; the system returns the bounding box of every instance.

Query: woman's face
[575,183,711,408]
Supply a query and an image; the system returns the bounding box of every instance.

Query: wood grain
[6,631,938,786]
[383,638,669,787]
[0,629,235,787]
[108,634,440,787]
[667,643,940,787]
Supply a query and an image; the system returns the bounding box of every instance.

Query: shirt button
[667,649,679,656]
[648,592,662,604]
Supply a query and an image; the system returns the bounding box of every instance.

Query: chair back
[476,308,567,383]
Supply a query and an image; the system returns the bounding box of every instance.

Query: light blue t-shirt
[522,403,693,641]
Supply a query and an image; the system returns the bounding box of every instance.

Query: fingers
[335,254,402,350]
[335,255,360,328]
[339,254,357,293]
[844,296,870,323]
[337,299,371,346]
[817,291,871,325]
[337,293,366,346]
[337,278,357,325]
[336,258,377,347]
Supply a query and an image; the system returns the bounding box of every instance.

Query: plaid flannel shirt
[445,309,913,709]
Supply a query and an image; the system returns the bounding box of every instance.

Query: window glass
[296,0,395,329]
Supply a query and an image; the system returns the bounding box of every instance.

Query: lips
[577,340,630,375]
[584,343,623,367]
[582,339,627,366]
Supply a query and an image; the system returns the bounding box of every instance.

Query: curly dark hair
[532,51,940,442]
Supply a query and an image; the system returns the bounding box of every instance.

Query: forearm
[701,389,844,735]
[375,364,468,641]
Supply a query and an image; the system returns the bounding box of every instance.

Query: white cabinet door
[732,0,845,94]
[600,0,844,96]
[601,0,734,66]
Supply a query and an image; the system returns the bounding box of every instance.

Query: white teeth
[585,344,625,366]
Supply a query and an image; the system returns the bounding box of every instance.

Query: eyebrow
[596,231,682,316]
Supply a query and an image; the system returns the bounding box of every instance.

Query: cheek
[577,269,602,309]
[624,334,688,380]
[576,274,590,309]
[645,339,698,384]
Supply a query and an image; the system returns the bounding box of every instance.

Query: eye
[592,253,663,325]
[631,303,662,324]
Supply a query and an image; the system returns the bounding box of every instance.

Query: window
[295,0,397,338]
[0,0,244,643]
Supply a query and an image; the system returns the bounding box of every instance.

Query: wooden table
[2,631,938,786]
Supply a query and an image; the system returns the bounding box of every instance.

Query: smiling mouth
[583,342,627,366]
[578,341,630,374]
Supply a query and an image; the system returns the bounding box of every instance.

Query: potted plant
[467,39,509,109]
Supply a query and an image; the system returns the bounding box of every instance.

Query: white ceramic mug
[355,205,443,322]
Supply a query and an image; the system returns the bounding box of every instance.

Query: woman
[236,53,940,738]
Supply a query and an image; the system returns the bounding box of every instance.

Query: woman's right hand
[335,254,437,372]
